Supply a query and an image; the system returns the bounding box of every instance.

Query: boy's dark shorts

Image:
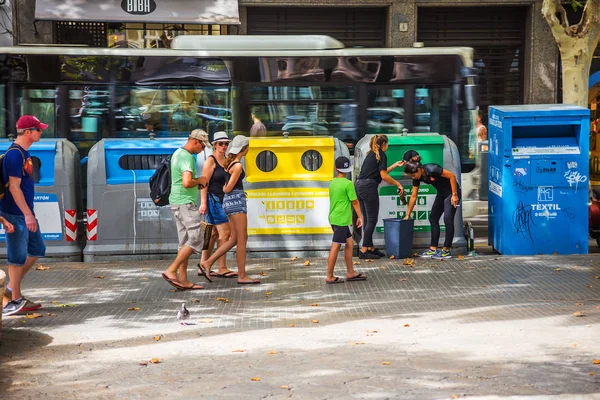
[331,225,352,244]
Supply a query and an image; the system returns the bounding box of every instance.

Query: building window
[107,23,227,49]
[55,21,108,47]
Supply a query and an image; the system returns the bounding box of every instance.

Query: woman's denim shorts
[207,193,229,225]
[222,189,247,216]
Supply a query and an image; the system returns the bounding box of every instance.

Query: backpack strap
[2,145,27,184]
[227,161,241,173]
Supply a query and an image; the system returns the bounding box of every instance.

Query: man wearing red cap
[1,115,47,316]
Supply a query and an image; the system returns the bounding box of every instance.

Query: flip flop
[210,271,239,278]
[197,263,213,282]
[326,277,345,284]
[181,283,204,290]
[162,273,182,289]
[347,273,367,281]
[237,279,261,285]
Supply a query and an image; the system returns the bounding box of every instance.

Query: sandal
[197,263,213,282]
[326,276,345,284]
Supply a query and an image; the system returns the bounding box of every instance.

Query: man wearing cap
[2,115,47,316]
[161,129,211,290]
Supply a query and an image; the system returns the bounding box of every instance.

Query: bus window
[69,86,109,157]
[16,88,58,137]
[367,88,405,135]
[249,85,356,140]
[114,86,232,140]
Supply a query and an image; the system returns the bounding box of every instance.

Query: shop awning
[35,0,240,25]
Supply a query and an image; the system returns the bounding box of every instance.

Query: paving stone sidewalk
[0,254,599,399]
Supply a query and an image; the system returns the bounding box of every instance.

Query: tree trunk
[560,42,593,107]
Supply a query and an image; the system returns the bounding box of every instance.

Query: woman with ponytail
[403,159,460,260]
[200,135,261,284]
[354,134,405,259]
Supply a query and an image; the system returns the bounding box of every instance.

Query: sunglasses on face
[215,142,229,147]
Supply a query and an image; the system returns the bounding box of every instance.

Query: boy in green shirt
[327,156,366,284]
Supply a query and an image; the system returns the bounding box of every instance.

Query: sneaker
[21,298,42,312]
[2,298,26,316]
[371,248,386,257]
[432,249,452,260]
[420,248,437,258]
[359,250,380,260]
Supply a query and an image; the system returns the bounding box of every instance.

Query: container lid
[490,104,590,117]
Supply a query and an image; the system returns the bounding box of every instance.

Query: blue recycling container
[488,105,589,255]
[383,218,414,258]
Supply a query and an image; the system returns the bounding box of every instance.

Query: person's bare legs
[326,242,341,282]
[344,237,359,278]
[229,213,255,282]
[163,246,194,281]
[7,256,38,302]
[201,220,237,270]
[214,222,232,275]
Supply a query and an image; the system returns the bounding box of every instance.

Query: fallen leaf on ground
[232,349,245,353]
[303,260,311,266]
[389,255,395,259]
[58,304,77,308]
[573,266,580,269]
[251,377,261,382]
[592,360,600,364]
[26,313,43,319]
[572,344,578,347]
[311,319,319,323]
[36,264,50,271]
[596,276,600,279]
[153,335,162,341]
[19,320,26,324]
[555,268,562,272]
[481,285,487,288]
[139,361,148,366]
[281,385,289,389]
[379,266,387,269]
[573,311,586,317]
[265,292,273,296]
[586,285,593,288]
[353,261,361,265]
[289,256,298,261]
[365,259,375,263]
[141,277,148,281]
[367,329,379,334]
[258,272,268,276]
[142,268,148,271]
[268,268,276,271]
[353,341,365,345]
[94,276,104,279]
[412,252,419,257]
[216,298,232,303]
[404,324,410,327]
[311,303,320,307]
[199,319,213,323]
[403,258,414,266]
[398,278,409,282]
[452,396,460,399]
[457,255,464,260]
[46,313,57,317]
[170,289,177,293]
[576,303,584,306]
[51,300,58,304]
[289,324,295,327]
[590,372,597,376]
[192,299,201,303]
[127,307,141,311]
[149,358,161,364]
[382,361,391,365]
[268,351,278,354]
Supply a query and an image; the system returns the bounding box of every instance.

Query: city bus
[0,35,480,190]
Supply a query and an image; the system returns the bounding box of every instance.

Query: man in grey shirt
[250,109,267,137]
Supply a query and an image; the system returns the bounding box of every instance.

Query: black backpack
[149,154,172,207]
[0,146,26,201]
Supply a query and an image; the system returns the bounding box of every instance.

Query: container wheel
[464,221,474,253]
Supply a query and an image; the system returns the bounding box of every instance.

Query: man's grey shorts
[170,203,204,253]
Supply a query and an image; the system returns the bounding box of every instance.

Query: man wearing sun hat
[2,115,47,316]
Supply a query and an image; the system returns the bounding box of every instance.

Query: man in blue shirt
[1,115,47,316]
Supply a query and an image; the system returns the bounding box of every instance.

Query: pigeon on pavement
[177,302,190,325]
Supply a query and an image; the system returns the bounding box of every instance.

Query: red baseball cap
[16,115,48,131]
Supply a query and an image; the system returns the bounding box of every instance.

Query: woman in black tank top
[198,132,237,279]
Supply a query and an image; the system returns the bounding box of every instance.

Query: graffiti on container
[512,201,535,242]
[561,207,576,220]
[512,179,533,194]
[564,169,587,190]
